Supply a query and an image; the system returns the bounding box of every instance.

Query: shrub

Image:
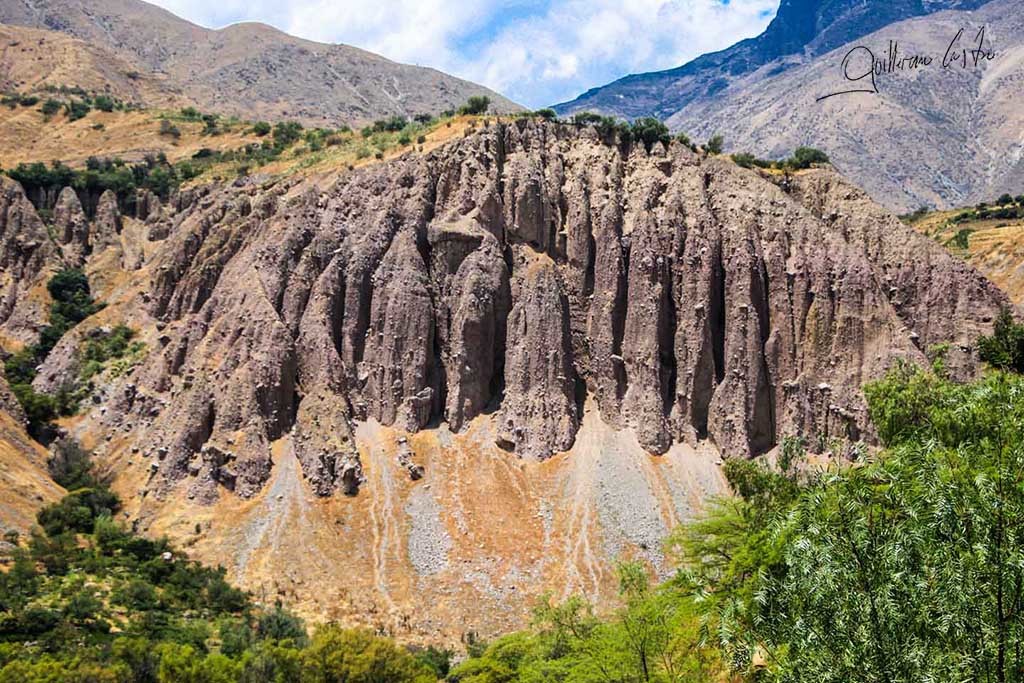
[630,117,670,152]
[257,605,307,644]
[301,627,434,683]
[413,645,453,677]
[899,205,930,223]
[93,95,115,112]
[997,193,1014,206]
[535,108,557,120]
[251,121,271,136]
[272,121,303,148]
[159,119,181,138]
[48,439,98,490]
[571,111,603,126]
[789,145,829,169]
[705,135,724,155]
[947,227,972,250]
[18,95,38,107]
[9,383,57,432]
[64,100,91,121]
[36,487,119,536]
[201,113,219,135]
[112,578,159,611]
[459,95,491,115]
[731,152,758,168]
[40,98,61,118]
[179,107,202,121]
[370,116,407,133]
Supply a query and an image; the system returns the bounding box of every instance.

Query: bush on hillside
[705,135,724,155]
[458,95,491,115]
[630,117,671,151]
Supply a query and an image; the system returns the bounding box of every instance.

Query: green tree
[301,626,435,683]
[272,121,303,148]
[40,98,61,118]
[256,604,307,645]
[630,117,670,152]
[687,367,1024,682]
[705,135,724,155]
[459,96,491,115]
[788,146,829,169]
[978,308,1024,374]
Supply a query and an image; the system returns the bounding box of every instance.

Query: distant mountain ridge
[553,0,989,119]
[668,0,1024,211]
[0,0,521,126]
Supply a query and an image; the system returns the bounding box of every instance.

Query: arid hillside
[0,0,521,126]
[0,374,63,534]
[0,118,1012,642]
[908,196,1024,302]
[0,23,187,107]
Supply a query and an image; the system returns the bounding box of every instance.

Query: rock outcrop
[0,120,1011,506]
[92,190,123,253]
[0,176,58,345]
[53,187,90,267]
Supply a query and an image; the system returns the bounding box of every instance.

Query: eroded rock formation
[0,120,1010,506]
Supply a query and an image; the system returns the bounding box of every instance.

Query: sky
[147,0,780,108]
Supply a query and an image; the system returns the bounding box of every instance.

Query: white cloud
[146,0,779,108]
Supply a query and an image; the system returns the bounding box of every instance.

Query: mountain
[0,0,521,125]
[668,0,1024,212]
[553,0,988,120]
[0,117,1009,638]
[0,23,189,107]
[554,0,1023,212]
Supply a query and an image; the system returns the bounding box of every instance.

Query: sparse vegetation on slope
[906,193,1024,301]
[731,145,830,171]
[0,445,453,682]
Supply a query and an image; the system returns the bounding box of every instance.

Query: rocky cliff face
[17,118,998,495]
[0,118,1010,637]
